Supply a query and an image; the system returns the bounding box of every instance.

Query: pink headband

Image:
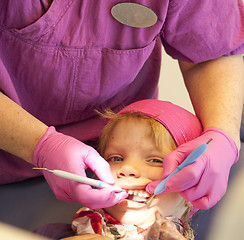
[118,99,203,146]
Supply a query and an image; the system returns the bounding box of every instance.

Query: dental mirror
[111,3,158,28]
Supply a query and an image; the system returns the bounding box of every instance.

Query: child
[63,99,203,240]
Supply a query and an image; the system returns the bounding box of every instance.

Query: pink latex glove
[32,127,128,209]
[146,128,239,211]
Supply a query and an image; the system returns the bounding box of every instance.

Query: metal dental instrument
[146,138,213,204]
[33,168,123,193]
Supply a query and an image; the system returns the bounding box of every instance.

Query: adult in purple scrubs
[0,0,243,210]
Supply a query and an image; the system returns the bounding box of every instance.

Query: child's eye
[150,159,163,164]
[108,156,123,162]
[147,158,163,166]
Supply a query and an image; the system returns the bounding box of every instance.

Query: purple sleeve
[161,0,244,63]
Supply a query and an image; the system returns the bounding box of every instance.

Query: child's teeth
[138,192,143,197]
[128,190,134,195]
[125,189,151,203]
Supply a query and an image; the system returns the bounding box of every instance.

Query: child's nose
[117,165,140,178]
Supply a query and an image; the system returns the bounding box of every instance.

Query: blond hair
[97,109,194,239]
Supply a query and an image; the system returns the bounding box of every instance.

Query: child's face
[103,118,188,225]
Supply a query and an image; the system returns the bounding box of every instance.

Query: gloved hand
[146,128,239,211]
[32,126,128,209]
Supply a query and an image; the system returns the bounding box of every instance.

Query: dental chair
[0,110,244,239]
[0,170,81,233]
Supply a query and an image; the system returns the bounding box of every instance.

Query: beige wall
[158,48,244,114]
[158,48,194,113]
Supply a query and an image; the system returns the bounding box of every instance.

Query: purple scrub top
[0,0,244,183]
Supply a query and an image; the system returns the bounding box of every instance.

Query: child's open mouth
[125,189,151,203]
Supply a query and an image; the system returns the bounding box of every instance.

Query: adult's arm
[179,54,244,149]
[0,92,127,208]
[170,54,244,209]
[0,92,48,163]
[147,55,244,210]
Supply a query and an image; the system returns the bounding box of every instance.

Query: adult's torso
[0,0,166,135]
[0,0,167,183]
